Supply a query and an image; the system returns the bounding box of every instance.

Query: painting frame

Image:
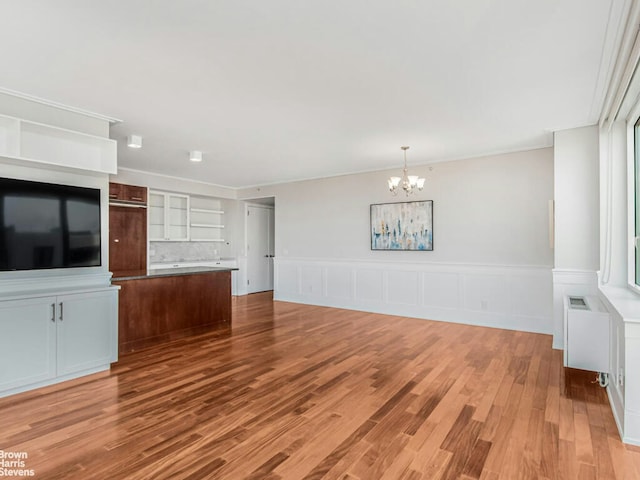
[370,200,433,251]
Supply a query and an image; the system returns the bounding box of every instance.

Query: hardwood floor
[1,292,639,479]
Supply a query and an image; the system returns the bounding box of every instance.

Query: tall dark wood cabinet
[109,182,147,274]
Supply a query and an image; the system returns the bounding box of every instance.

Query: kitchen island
[112,266,236,354]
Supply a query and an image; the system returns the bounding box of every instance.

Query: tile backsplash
[149,242,229,263]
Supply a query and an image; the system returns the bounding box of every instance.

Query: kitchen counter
[112,266,237,281]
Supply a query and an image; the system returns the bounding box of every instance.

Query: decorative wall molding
[275,258,553,335]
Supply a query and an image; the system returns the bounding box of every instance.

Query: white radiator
[563,295,610,373]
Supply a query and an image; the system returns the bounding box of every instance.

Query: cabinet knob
[114,239,120,243]
[51,303,56,323]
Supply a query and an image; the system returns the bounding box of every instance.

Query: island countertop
[112,266,238,281]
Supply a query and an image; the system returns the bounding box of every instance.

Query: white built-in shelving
[190,196,225,242]
[0,113,116,174]
[147,193,226,243]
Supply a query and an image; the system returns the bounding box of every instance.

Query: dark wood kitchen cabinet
[109,183,147,275]
[109,182,147,204]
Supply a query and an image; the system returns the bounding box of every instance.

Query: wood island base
[113,270,232,354]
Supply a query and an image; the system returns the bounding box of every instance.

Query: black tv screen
[0,178,101,271]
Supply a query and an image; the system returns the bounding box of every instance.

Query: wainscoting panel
[355,269,384,303]
[422,272,460,309]
[325,267,352,300]
[275,258,553,335]
[463,274,509,313]
[387,270,419,306]
[300,265,323,297]
[276,262,299,296]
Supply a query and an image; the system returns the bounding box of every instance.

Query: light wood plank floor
[1,292,639,479]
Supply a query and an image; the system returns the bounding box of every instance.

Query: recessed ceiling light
[127,135,142,149]
[189,150,203,162]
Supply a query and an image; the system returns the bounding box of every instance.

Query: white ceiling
[0,1,627,188]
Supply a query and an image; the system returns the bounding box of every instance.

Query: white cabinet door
[149,191,190,241]
[167,194,189,240]
[148,191,166,241]
[0,296,56,391]
[56,290,117,377]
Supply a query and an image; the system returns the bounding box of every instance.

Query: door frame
[243,199,275,295]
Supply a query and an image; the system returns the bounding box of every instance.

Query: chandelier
[388,146,425,196]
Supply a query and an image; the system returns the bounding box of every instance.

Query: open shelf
[189,195,225,242]
[191,208,224,214]
[0,113,116,174]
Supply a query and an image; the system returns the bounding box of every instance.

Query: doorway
[246,202,275,294]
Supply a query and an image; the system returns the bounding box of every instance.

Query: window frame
[627,107,640,294]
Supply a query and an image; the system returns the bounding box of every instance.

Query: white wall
[240,148,554,265]
[551,125,601,349]
[238,148,554,334]
[554,126,600,270]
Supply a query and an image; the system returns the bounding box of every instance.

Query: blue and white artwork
[370,201,433,251]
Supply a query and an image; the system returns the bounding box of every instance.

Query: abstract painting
[370,201,433,251]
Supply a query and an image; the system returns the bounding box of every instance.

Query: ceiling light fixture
[388,146,425,196]
[126,135,142,149]
[189,150,203,162]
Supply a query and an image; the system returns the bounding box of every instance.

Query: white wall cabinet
[148,191,190,241]
[0,288,118,397]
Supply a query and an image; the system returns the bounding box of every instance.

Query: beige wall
[239,147,554,267]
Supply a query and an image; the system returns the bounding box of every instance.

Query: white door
[247,205,275,293]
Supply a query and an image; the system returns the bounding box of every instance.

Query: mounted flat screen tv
[0,177,101,271]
